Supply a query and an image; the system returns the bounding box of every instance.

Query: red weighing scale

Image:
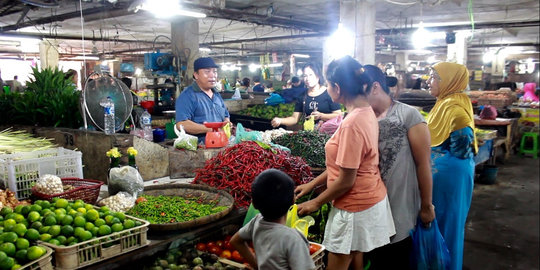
[204,122,228,148]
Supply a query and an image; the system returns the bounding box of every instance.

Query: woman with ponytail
[295,56,395,270]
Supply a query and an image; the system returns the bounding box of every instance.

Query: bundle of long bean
[0,128,56,154]
[193,141,313,208]
[126,194,228,224]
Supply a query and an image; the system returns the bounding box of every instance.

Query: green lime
[54,208,66,216]
[0,256,14,270]
[21,206,31,216]
[4,214,15,221]
[100,206,110,212]
[30,221,42,230]
[85,210,99,222]
[73,216,86,228]
[37,200,51,209]
[66,236,78,245]
[55,199,69,209]
[24,229,40,241]
[26,246,45,260]
[40,209,52,217]
[49,225,61,237]
[39,233,52,242]
[29,204,42,213]
[27,211,40,223]
[15,249,27,263]
[90,227,99,237]
[39,226,50,234]
[61,225,74,237]
[51,197,59,203]
[43,216,57,226]
[13,206,23,214]
[85,204,94,211]
[13,214,25,224]
[74,227,85,238]
[111,223,123,233]
[1,232,17,243]
[12,224,26,237]
[61,215,73,226]
[98,225,111,236]
[84,222,95,231]
[134,221,142,227]
[56,235,67,245]
[0,207,13,217]
[48,239,61,246]
[104,215,115,225]
[79,230,93,242]
[0,251,6,262]
[0,242,16,256]
[76,208,87,214]
[2,219,16,232]
[94,218,106,227]
[114,212,126,222]
[123,220,135,229]
[72,201,84,210]
[15,238,29,250]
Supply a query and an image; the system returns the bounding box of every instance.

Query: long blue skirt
[431,147,474,270]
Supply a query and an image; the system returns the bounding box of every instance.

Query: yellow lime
[94,218,106,227]
[27,211,40,223]
[54,208,66,216]
[1,232,17,243]
[0,242,16,256]
[43,216,57,226]
[49,225,61,237]
[68,209,77,216]
[39,233,52,242]
[12,224,26,237]
[85,210,99,222]
[55,199,69,209]
[123,220,135,229]
[98,225,111,236]
[76,208,87,215]
[111,223,123,233]
[85,204,94,211]
[15,238,29,250]
[61,215,73,226]
[26,246,45,260]
[24,229,40,241]
[61,225,74,237]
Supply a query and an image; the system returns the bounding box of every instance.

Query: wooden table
[474,117,518,160]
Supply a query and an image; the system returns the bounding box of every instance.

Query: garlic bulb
[34,174,64,195]
[99,193,135,212]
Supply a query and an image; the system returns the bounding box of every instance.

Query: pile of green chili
[126,194,228,224]
[272,130,330,168]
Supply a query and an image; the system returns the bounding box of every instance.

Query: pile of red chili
[193,141,313,208]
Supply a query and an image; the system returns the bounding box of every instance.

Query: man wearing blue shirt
[175,57,230,143]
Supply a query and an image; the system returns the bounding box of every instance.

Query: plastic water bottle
[100,96,115,135]
[141,109,153,141]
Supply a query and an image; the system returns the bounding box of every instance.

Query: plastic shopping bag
[316,114,343,135]
[231,88,242,100]
[235,123,262,144]
[108,166,144,197]
[410,218,451,270]
[173,124,198,151]
[264,93,286,105]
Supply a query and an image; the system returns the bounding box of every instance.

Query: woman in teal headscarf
[427,62,477,270]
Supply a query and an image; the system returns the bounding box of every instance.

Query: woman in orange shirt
[296,56,395,270]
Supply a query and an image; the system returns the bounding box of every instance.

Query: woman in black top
[271,63,341,128]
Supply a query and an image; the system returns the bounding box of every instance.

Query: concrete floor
[463,154,540,270]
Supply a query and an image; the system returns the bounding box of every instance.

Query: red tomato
[309,244,320,255]
[220,250,232,259]
[195,243,206,252]
[207,241,216,248]
[216,240,224,248]
[224,241,234,251]
[232,250,243,262]
[135,197,147,204]
[208,246,222,255]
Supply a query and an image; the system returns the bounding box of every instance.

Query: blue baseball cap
[194,57,218,71]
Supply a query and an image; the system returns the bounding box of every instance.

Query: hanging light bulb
[412,21,431,49]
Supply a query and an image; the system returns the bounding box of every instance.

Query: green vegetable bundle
[272,130,330,168]
[0,128,56,154]
[126,195,228,224]
[237,103,295,120]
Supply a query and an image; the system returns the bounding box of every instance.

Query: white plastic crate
[0,147,83,199]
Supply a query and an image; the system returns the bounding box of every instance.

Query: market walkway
[463,154,539,270]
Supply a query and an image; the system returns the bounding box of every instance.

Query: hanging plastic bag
[173,124,198,151]
[231,87,242,100]
[479,105,497,120]
[108,166,144,197]
[235,123,262,143]
[303,116,315,131]
[410,218,451,270]
[317,114,343,135]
